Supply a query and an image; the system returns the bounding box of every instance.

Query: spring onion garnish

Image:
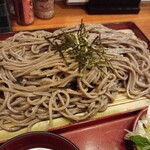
[46,20,112,73]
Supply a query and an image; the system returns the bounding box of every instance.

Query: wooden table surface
[12,1,150,40]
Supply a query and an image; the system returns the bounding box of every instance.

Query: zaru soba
[0,21,150,132]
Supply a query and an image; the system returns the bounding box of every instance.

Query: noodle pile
[0,23,150,132]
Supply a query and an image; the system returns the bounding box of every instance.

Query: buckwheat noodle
[0,24,150,132]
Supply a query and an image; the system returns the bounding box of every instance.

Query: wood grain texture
[11,1,150,40]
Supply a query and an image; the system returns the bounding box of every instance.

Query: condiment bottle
[34,0,55,20]
[13,0,34,25]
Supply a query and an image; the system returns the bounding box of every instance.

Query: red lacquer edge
[132,107,148,132]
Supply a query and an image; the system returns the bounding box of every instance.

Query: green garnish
[46,19,111,73]
[125,106,150,150]
[129,135,150,150]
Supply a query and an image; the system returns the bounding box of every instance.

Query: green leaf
[130,135,150,148]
